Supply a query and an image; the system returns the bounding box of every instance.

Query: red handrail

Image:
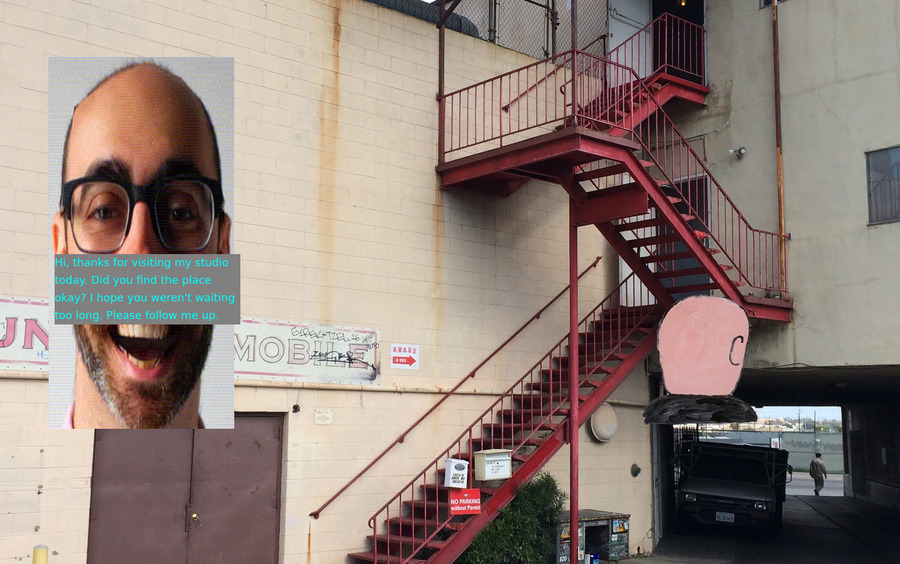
[309,255,602,519]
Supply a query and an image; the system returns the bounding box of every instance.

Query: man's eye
[85,203,126,222]
[91,206,119,220]
[169,206,197,222]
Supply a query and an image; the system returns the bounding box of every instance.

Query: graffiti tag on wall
[235,317,380,384]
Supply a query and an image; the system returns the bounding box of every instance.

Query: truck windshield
[690,455,769,485]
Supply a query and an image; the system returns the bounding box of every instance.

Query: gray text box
[54,254,240,324]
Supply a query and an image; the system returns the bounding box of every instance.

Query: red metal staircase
[348,274,661,564]
[347,14,791,564]
[437,30,791,320]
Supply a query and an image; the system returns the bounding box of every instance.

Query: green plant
[457,473,567,564]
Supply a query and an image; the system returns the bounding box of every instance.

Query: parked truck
[675,441,792,531]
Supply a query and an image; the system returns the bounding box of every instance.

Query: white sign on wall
[390,343,419,370]
[235,318,380,384]
[0,296,50,372]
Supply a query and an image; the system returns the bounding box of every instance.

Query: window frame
[865,145,900,226]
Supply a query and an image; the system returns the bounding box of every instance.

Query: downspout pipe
[438,2,446,165]
[569,3,580,556]
[568,200,580,561]
[772,0,786,291]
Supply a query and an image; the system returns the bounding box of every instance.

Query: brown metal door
[186,414,283,563]
[87,414,283,564]
[87,430,193,562]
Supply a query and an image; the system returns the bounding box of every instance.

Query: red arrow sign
[392,355,416,366]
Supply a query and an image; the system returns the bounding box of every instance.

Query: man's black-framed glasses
[62,175,224,253]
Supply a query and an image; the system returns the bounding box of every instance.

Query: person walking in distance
[809,452,827,495]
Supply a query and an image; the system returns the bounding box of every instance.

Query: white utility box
[444,458,469,488]
[473,449,512,481]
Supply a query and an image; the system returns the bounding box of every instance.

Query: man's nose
[119,203,165,254]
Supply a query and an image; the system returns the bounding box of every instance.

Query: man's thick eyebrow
[82,158,206,185]
[152,159,205,181]
[84,158,130,181]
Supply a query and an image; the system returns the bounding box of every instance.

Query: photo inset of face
[49,58,235,429]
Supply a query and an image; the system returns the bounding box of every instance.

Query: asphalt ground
[631,476,900,563]
[785,474,842,497]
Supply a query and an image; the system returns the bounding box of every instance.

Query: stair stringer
[599,151,749,304]
[423,329,659,564]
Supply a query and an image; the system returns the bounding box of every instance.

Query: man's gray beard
[73,325,213,428]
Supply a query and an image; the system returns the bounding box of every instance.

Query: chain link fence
[448,0,609,59]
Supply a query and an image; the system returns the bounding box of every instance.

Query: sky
[754,405,842,422]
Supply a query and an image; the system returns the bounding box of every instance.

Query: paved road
[632,488,900,563]
[786,474,842,497]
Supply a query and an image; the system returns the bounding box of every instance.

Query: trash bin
[556,510,630,562]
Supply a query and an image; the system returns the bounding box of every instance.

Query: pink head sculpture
[657,296,750,396]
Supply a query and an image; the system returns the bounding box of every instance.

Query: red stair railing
[441,50,577,161]
[362,272,658,563]
[575,57,787,292]
[441,14,704,163]
[605,13,705,84]
[309,256,602,521]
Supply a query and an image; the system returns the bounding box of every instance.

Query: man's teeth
[118,325,169,339]
[130,356,160,370]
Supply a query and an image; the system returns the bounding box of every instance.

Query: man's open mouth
[110,325,180,369]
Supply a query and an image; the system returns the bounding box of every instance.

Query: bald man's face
[53,64,230,428]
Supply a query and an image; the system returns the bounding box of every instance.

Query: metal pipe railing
[309,255,602,520]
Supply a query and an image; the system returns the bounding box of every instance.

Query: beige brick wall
[0,378,94,563]
[0,0,649,562]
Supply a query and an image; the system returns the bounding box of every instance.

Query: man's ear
[52,212,68,254]
[217,213,231,254]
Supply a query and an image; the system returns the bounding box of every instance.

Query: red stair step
[642,248,721,264]
[482,421,560,434]
[402,499,449,516]
[667,282,719,294]
[539,366,614,381]
[385,516,445,532]
[368,532,446,551]
[348,552,427,564]
[655,266,723,279]
[615,213,695,231]
[629,233,682,247]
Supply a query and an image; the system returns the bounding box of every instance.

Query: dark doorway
[652,0,706,83]
[87,413,283,563]
[653,0,704,26]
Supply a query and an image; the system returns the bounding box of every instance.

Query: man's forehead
[66,64,216,181]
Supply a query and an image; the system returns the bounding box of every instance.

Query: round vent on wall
[589,402,618,443]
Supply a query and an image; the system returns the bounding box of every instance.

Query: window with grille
[866,145,900,225]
